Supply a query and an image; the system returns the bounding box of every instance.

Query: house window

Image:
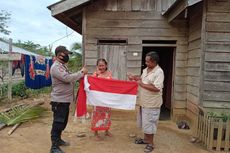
[98,39,127,45]
[142,40,176,44]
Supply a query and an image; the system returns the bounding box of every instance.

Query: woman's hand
[95,68,101,76]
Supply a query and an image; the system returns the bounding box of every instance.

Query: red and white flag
[76,75,138,117]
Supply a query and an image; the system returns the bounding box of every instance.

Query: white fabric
[84,76,137,110]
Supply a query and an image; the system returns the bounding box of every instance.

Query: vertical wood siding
[187,3,202,114]
[93,0,177,12]
[202,0,230,109]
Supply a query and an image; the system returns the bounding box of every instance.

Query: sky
[0,0,82,53]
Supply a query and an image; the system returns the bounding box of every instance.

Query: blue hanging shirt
[25,55,53,89]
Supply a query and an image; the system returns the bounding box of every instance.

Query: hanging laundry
[12,60,20,76]
[24,55,52,89]
[20,54,25,77]
[12,54,25,77]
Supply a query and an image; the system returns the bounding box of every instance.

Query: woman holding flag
[91,58,113,139]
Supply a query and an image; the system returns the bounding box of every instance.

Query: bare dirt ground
[0,95,217,153]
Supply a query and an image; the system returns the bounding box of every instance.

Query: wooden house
[48,0,230,132]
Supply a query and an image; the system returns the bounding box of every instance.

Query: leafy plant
[0,104,46,125]
[12,81,28,98]
[0,83,8,97]
[220,113,230,122]
[207,111,230,122]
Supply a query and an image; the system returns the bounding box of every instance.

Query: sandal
[105,131,112,137]
[134,138,148,144]
[144,144,154,153]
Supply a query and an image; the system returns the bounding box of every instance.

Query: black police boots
[50,141,64,153]
[57,139,70,146]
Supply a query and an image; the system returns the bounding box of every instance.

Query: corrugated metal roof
[0,40,39,56]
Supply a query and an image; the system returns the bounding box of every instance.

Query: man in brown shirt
[50,46,87,153]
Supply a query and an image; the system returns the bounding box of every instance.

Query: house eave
[47,0,90,16]
[47,0,91,35]
[162,0,203,22]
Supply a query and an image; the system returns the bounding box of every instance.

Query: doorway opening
[142,46,174,120]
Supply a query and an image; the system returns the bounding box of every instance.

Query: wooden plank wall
[202,0,230,109]
[186,3,203,116]
[99,45,127,80]
[82,0,188,116]
[93,0,176,12]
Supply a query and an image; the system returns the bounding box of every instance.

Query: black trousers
[50,102,70,142]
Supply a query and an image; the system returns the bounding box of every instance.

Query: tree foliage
[14,40,51,56]
[0,10,11,35]
[71,42,82,53]
[68,42,82,72]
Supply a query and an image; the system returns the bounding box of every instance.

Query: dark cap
[55,46,72,56]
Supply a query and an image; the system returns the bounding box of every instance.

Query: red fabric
[90,74,112,131]
[75,76,138,117]
[76,79,87,117]
[88,76,138,95]
[91,106,111,131]
[29,57,35,80]
[45,61,50,79]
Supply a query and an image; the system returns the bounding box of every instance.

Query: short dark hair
[146,52,159,64]
[55,46,72,56]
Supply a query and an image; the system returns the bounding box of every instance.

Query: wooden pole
[8,123,21,135]
[7,38,13,102]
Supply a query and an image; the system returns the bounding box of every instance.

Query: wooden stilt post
[7,38,13,102]
[0,38,20,101]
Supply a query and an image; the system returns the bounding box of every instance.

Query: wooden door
[98,45,127,80]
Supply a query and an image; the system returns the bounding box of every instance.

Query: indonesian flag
[76,75,138,117]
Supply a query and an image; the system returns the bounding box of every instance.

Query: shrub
[0,81,51,102]
[12,81,28,98]
[207,112,230,122]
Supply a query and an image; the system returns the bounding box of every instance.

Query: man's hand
[133,75,141,81]
[137,80,143,86]
[81,66,88,75]
[127,72,134,81]
[127,72,140,81]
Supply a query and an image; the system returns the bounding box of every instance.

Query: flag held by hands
[76,76,138,117]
